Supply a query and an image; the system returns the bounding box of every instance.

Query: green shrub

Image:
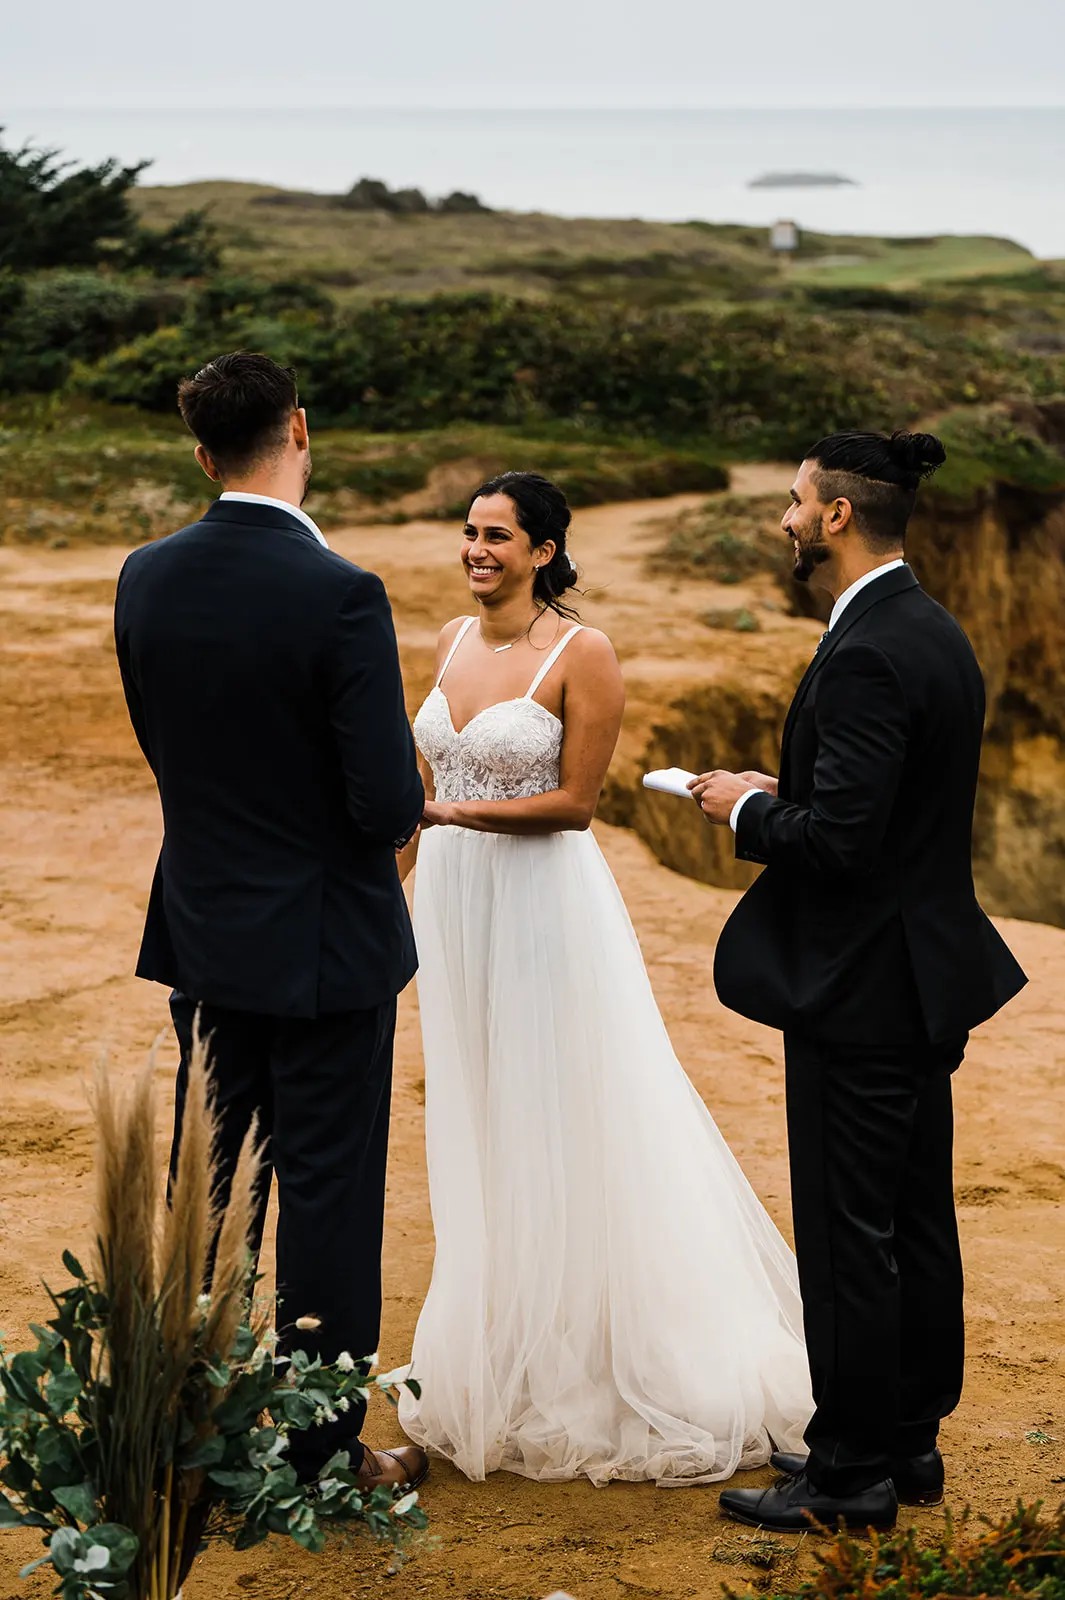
[649,494,788,584]
[758,1501,1065,1600]
[931,402,1065,501]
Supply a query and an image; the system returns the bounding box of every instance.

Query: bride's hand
[422,800,455,829]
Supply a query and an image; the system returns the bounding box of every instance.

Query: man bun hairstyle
[807,428,946,550]
[177,351,300,479]
[468,470,581,618]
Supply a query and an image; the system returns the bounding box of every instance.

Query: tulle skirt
[399,826,813,1485]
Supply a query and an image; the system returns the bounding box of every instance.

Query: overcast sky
[4,0,1063,109]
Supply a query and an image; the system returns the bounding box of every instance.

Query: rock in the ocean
[748,172,858,188]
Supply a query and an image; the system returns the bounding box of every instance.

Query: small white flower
[196,1293,211,1314]
[336,1351,355,1372]
[337,1397,351,1413]
[73,1547,110,1574]
[391,1491,419,1517]
[325,1408,338,1423]
[295,1314,322,1332]
[368,1351,379,1368]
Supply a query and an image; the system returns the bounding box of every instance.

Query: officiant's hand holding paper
[736,770,778,798]
[689,769,759,824]
[642,767,700,799]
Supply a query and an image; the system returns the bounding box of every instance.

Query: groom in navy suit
[693,429,1026,1531]
[114,352,427,1490]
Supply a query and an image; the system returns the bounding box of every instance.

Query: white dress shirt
[728,559,907,832]
[219,490,328,548]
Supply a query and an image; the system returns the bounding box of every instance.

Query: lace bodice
[413,619,580,803]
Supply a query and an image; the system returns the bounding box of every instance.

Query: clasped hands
[687,769,778,824]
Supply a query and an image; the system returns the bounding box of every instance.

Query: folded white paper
[642,766,699,799]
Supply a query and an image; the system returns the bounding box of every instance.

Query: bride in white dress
[397,471,812,1486]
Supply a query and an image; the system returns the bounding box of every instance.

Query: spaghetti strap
[526,624,584,701]
[436,617,477,687]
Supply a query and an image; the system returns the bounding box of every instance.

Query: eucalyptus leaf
[179,1433,227,1469]
[52,1480,98,1527]
[0,1492,25,1527]
[61,1251,87,1281]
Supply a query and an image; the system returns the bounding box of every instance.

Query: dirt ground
[1,490,1063,1600]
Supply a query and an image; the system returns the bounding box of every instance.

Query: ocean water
[7,106,1065,258]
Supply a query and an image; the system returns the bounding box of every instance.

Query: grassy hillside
[0,397,728,546]
[131,181,1043,306]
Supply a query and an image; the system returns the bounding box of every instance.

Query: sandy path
[1,502,1063,1600]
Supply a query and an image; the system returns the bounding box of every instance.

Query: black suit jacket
[114,500,424,1018]
[714,564,1027,1045]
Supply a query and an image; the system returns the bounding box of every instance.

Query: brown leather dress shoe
[355,1443,430,1492]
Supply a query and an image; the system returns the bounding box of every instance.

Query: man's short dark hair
[177,352,299,477]
[807,429,946,549]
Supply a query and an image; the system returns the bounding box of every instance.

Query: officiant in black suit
[692,429,1027,1531]
[114,352,428,1490]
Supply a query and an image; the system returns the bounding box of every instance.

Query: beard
[299,448,313,505]
[791,526,831,583]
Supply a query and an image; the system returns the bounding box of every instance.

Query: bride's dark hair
[467,471,581,619]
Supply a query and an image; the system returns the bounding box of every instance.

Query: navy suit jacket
[114,499,423,1018]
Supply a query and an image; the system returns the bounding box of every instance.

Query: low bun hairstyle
[467,470,581,617]
[806,427,947,549]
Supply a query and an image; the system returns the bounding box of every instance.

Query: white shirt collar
[218,491,328,548]
[829,559,906,631]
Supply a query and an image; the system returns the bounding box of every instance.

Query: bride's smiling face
[462,492,555,603]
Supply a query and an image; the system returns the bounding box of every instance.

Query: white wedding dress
[398,618,813,1486]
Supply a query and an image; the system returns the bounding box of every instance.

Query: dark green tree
[0,133,146,270]
[0,130,218,277]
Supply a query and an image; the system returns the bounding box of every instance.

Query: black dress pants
[783,1030,967,1495]
[169,990,397,1468]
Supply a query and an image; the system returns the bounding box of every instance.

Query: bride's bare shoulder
[567,625,619,665]
[435,615,474,660]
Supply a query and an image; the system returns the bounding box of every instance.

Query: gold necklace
[479,607,549,654]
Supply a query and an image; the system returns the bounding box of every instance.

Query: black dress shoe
[719,1471,898,1532]
[769,1448,944,1507]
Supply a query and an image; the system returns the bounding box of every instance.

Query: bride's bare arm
[425,629,625,835]
[397,621,465,881]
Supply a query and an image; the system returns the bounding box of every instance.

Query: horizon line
[6,101,1065,114]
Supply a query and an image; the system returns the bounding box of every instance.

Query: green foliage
[123,210,220,279]
[929,403,1065,501]
[0,397,729,546]
[758,1501,1065,1600]
[70,289,1017,455]
[650,494,789,585]
[0,1271,427,1599]
[0,133,146,271]
[0,130,219,279]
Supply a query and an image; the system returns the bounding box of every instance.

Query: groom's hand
[688,770,756,824]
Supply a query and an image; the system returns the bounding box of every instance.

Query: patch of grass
[929,401,1065,504]
[0,398,728,545]
[792,234,1035,290]
[649,493,788,585]
[702,607,762,632]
